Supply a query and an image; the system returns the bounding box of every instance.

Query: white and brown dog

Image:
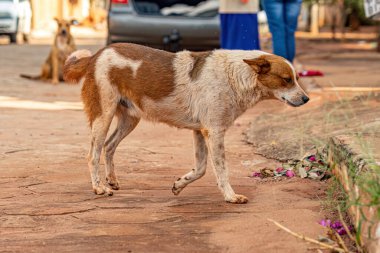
[63,43,309,204]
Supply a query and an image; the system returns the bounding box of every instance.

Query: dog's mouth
[281,97,300,107]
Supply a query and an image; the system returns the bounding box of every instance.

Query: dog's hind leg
[103,105,140,190]
[206,130,248,204]
[172,130,208,195]
[88,103,118,196]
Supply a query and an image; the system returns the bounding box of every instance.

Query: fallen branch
[333,229,350,253]
[267,218,348,253]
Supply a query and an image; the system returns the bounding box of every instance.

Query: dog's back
[64,43,261,129]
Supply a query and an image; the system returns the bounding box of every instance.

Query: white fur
[66,49,92,63]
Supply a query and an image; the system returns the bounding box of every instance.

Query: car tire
[9,33,17,43]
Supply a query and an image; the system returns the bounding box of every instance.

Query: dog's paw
[226,194,248,204]
[172,180,184,196]
[106,177,120,190]
[93,184,113,196]
[52,79,59,85]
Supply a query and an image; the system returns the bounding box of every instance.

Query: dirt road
[0,44,326,253]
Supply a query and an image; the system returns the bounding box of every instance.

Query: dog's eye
[283,78,292,83]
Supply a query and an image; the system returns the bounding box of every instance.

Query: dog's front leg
[206,130,248,204]
[51,53,59,84]
[172,130,208,195]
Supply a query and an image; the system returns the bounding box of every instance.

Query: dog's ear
[54,17,60,24]
[243,57,271,74]
[70,19,79,26]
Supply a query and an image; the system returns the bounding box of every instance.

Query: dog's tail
[63,49,92,83]
[20,74,41,80]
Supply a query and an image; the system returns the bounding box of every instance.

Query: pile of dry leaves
[251,151,331,180]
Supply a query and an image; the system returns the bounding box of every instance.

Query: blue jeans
[262,0,302,62]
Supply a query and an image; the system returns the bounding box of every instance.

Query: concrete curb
[327,135,380,253]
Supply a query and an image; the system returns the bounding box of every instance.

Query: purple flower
[252,172,261,177]
[308,155,316,162]
[319,220,350,235]
[337,228,347,235]
[331,221,343,229]
[319,219,331,227]
[285,170,295,177]
[276,167,284,173]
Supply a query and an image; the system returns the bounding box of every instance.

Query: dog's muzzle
[282,95,309,107]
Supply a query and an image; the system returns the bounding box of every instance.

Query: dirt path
[0,44,327,253]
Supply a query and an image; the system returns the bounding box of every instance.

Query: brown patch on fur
[65,48,105,126]
[244,55,296,89]
[190,51,211,81]
[63,56,91,83]
[81,62,102,126]
[243,57,271,74]
[201,129,209,138]
[110,44,176,108]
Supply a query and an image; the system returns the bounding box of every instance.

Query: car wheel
[9,33,17,43]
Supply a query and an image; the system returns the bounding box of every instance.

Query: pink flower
[252,172,261,177]
[308,155,316,162]
[276,167,284,173]
[285,170,295,177]
[319,219,331,227]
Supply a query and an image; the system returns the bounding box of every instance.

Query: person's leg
[284,0,302,62]
[262,0,287,58]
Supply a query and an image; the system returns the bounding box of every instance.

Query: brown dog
[21,18,76,84]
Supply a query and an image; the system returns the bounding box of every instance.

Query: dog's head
[54,18,77,38]
[244,55,309,107]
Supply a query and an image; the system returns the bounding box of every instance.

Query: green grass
[323,176,350,214]
[291,90,380,243]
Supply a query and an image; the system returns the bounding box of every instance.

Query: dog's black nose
[302,95,309,104]
[61,29,67,35]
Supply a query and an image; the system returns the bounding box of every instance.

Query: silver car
[0,0,31,43]
[107,0,220,51]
